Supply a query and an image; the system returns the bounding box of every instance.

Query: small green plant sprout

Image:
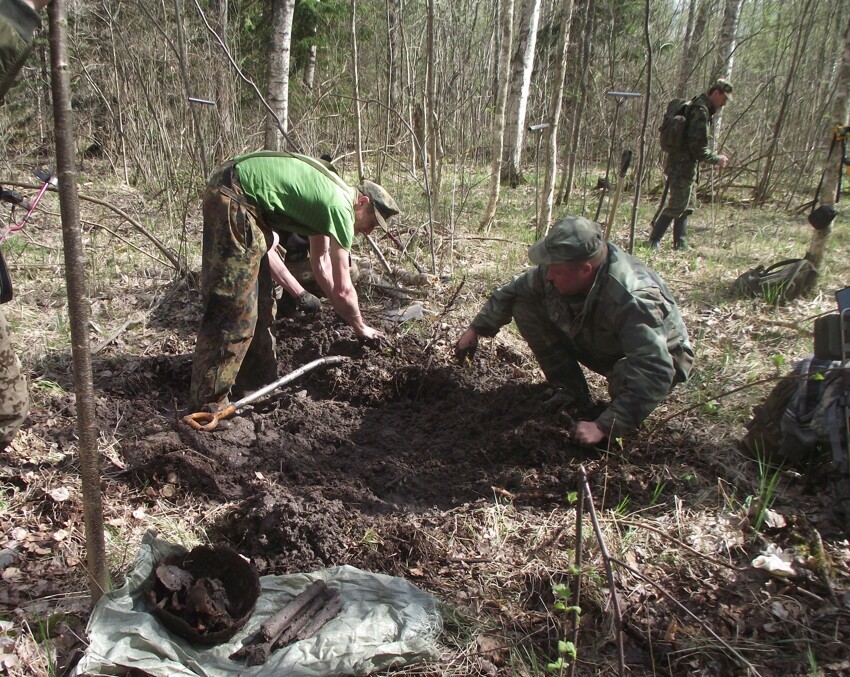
[771,353,786,375]
[566,490,579,505]
[744,450,783,533]
[614,495,631,516]
[650,480,666,506]
[547,583,579,674]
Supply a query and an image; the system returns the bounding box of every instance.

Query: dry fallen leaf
[1,568,21,580]
[48,487,71,502]
[52,529,69,542]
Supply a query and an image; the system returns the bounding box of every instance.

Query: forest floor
[1,171,850,676]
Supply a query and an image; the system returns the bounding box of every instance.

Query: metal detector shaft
[183,355,350,431]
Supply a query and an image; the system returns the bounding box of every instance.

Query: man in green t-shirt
[189,152,400,411]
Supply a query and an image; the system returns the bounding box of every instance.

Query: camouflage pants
[659,173,695,220]
[511,300,631,406]
[189,167,278,409]
[0,308,29,450]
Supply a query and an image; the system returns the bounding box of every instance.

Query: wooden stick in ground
[578,465,625,677]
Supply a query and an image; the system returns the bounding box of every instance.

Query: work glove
[296,291,321,314]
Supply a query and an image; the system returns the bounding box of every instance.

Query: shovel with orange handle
[182,355,350,431]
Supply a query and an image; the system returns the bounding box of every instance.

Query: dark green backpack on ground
[731,258,819,304]
[743,356,850,526]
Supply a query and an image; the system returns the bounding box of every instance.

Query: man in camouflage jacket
[650,79,733,250]
[0,0,52,451]
[455,216,694,446]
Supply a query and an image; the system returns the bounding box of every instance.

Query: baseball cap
[528,216,604,265]
[711,78,733,101]
[359,180,400,229]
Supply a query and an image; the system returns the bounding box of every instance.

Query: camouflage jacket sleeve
[686,102,720,165]
[469,267,543,337]
[0,0,42,101]
[593,290,678,436]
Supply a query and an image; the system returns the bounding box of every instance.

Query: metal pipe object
[183,355,350,431]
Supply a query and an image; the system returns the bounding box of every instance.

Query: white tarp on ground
[73,531,442,677]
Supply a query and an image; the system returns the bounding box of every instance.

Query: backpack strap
[761,258,809,276]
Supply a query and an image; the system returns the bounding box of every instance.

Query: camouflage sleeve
[470,267,544,338]
[0,0,42,101]
[594,292,677,436]
[686,105,720,165]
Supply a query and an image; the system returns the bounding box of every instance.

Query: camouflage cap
[359,180,400,229]
[528,215,604,265]
[710,78,733,101]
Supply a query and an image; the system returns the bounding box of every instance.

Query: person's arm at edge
[0,0,47,100]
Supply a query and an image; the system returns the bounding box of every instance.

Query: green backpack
[659,98,691,153]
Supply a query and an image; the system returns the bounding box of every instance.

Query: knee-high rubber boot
[673,216,689,250]
[649,215,673,248]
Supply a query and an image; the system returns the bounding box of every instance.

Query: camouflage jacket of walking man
[650,79,733,250]
[456,216,695,446]
[189,151,400,411]
[0,0,53,451]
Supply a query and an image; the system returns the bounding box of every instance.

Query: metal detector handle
[182,355,350,432]
[182,403,238,431]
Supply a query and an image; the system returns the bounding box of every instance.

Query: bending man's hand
[357,325,384,341]
[716,153,729,169]
[454,327,478,365]
[572,421,607,446]
[25,0,53,9]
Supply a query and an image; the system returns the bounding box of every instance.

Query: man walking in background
[456,216,694,446]
[189,151,400,412]
[0,0,53,451]
[650,79,733,250]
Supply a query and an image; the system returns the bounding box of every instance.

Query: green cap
[710,78,733,101]
[528,216,604,264]
[359,180,400,229]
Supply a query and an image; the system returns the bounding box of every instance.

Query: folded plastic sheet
[73,531,441,676]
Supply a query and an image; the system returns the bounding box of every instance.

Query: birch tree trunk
[264,0,296,151]
[501,0,541,188]
[480,0,515,231]
[676,0,714,97]
[806,12,850,268]
[538,0,575,233]
[711,0,744,139]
